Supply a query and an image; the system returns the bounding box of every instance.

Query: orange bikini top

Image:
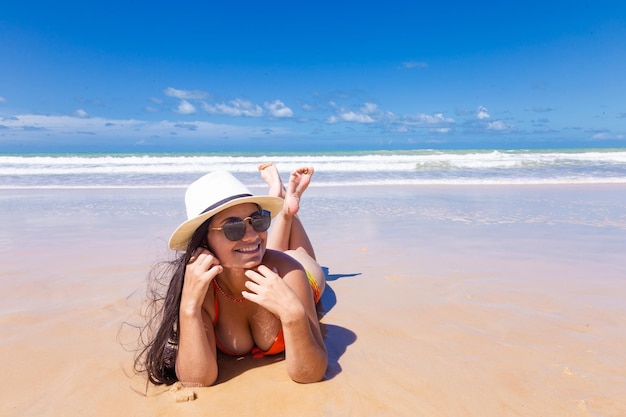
[212,280,285,358]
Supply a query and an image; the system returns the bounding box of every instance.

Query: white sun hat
[168,170,284,251]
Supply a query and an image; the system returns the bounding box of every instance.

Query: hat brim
[168,195,284,251]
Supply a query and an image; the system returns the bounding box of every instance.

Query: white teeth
[237,245,258,253]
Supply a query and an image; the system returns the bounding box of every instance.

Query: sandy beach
[1,184,625,417]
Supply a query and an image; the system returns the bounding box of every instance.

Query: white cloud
[327,102,382,124]
[476,105,490,120]
[150,97,163,104]
[0,113,291,140]
[339,111,375,123]
[164,87,209,100]
[591,132,625,140]
[401,61,428,69]
[361,102,379,114]
[1,114,142,133]
[405,113,454,125]
[202,99,264,117]
[0,96,6,103]
[392,112,454,133]
[486,120,512,131]
[325,102,455,135]
[430,127,452,133]
[74,109,89,118]
[392,125,409,133]
[173,122,198,131]
[175,100,196,114]
[265,100,293,118]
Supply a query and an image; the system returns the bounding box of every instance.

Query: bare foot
[258,163,285,198]
[285,167,313,215]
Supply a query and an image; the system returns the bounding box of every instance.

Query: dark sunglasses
[210,210,271,241]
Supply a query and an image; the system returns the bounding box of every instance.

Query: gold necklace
[213,279,246,303]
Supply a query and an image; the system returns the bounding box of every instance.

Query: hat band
[199,193,253,215]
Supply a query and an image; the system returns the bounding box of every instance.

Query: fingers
[186,248,222,284]
[180,248,223,312]
[243,266,283,298]
[244,265,276,283]
[242,266,303,319]
[188,247,220,267]
[243,269,264,294]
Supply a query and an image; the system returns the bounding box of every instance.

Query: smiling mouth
[236,244,260,253]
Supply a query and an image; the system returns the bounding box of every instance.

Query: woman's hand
[243,265,305,323]
[180,248,223,315]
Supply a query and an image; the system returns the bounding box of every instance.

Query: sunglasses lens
[221,222,246,241]
[251,211,271,232]
[220,210,271,241]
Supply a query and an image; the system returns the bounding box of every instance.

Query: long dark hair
[134,217,212,385]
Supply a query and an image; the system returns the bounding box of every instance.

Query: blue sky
[1,1,625,153]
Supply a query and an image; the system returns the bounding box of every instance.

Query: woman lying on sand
[136,164,327,386]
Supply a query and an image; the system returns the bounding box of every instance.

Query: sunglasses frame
[210,209,271,241]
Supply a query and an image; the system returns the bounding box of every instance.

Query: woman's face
[206,203,267,269]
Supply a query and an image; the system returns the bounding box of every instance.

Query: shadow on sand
[318,267,359,380]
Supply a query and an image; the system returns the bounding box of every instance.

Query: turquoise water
[2,148,626,188]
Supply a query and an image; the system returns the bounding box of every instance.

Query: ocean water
[1,148,626,189]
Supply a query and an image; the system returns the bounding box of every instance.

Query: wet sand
[1,184,625,416]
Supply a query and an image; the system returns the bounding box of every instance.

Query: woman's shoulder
[263,249,304,271]
[263,248,299,264]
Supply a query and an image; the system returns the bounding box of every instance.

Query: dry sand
[1,184,625,416]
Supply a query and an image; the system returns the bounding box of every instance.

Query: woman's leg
[259,164,316,259]
[259,164,325,297]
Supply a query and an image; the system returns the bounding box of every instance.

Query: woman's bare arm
[243,252,327,383]
[175,249,222,386]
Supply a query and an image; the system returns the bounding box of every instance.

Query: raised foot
[258,163,285,198]
[285,167,313,216]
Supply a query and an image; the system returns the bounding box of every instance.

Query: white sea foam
[2,149,626,188]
